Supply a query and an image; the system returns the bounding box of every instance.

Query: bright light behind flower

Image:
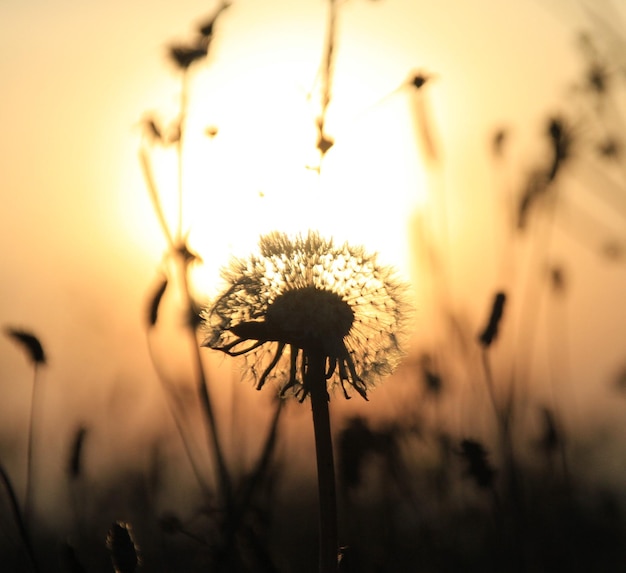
[202,231,412,400]
[176,81,427,299]
[125,8,430,299]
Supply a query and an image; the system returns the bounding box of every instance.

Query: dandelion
[202,230,410,401]
[202,230,411,573]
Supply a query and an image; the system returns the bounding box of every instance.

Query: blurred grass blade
[478,292,507,347]
[5,328,46,365]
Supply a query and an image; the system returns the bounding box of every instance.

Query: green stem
[306,350,338,573]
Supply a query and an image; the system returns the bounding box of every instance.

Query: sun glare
[128,12,429,301]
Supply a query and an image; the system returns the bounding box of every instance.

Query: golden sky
[1,0,585,291]
[2,0,626,501]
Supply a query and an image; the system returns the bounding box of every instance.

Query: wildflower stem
[307,350,339,573]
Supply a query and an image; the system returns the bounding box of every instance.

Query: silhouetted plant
[5,2,626,572]
[146,277,168,328]
[4,329,46,366]
[202,230,411,573]
[139,3,232,509]
[4,327,46,531]
[137,6,301,571]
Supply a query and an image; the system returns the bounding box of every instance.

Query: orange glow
[125,22,431,299]
[4,2,626,531]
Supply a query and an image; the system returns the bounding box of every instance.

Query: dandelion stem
[307,350,339,573]
[480,348,502,427]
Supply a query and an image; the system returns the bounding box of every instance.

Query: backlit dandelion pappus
[202,231,411,401]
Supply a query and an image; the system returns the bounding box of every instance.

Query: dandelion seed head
[202,231,411,400]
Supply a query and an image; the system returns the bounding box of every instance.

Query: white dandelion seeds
[202,231,411,401]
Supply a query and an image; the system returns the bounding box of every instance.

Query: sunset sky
[2,0,626,509]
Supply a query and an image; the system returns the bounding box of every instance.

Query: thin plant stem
[307,350,338,573]
[213,399,283,572]
[480,348,504,429]
[481,348,514,456]
[175,250,232,509]
[24,363,41,529]
[139,148,175,249]
[309,0,338,174]
[172,67,231,504]
[511,189,559,407]
[318,0,337,131]
[146,339,213,498]
[176,70,189,242]
[0,463,39,573]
